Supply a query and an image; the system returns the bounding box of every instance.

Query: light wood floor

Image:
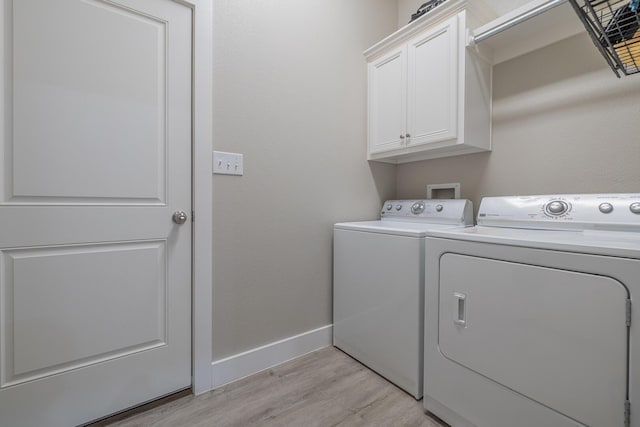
[109,346,447,427]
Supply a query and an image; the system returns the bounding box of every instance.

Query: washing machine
[333,199,473,399]
[423,194,640,427]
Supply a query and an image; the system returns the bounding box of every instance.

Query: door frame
[187,0,214,395]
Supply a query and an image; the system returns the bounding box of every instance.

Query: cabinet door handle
[406,133,411,138]
[399,134,405,139]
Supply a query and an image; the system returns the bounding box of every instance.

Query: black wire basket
[569,0,640,76]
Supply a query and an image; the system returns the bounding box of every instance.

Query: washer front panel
[334,228,424,398]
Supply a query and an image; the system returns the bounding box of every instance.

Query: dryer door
[438,253,628,427]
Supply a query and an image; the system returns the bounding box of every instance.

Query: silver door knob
[173,211,188,224]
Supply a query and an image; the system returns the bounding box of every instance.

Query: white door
[0,0,192,425]
[368,45,407,154]
[406,14,458,147]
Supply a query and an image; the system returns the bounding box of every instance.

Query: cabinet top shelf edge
[363,0,495,60]
[472,0,585,64]
[472,0,567,44]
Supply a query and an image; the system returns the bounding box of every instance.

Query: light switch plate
[213,151,243,176]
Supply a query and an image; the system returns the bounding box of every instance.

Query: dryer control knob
[599,203,614,214]
[545,200,569,216]
[435,204,444,212]
[630,202,640,214]
[411,202,425,215]
[386,204,393,210]
[395,204,402,211]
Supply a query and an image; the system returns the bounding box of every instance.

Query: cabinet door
[406,14,459,147]
[368,45,406,154]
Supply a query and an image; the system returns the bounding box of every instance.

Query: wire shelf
[569,0,640,76]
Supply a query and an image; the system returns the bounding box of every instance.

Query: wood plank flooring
[109,346,446,427]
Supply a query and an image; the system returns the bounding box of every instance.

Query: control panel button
[386,204,393,210]
[599,203,614,214]
[435,204,444,212]
[630,202,640,214]
[411,202,425,215]
[395,204,402,211]
[545,200,569,216]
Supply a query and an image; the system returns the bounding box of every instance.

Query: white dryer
[423,194,640,427]
[334,199,473,399]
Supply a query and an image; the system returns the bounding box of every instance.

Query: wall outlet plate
[213,151,243,176]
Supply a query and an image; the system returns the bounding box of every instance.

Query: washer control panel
[478,194,640,231]
[381,199,473,225]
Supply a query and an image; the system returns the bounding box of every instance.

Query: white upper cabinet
[366,0,494,163]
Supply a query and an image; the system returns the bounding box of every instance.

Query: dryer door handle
[453,292,467,328]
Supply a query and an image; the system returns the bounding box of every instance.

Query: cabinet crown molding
[364,0,495,60]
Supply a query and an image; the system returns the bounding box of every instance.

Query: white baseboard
[211,324,333,388]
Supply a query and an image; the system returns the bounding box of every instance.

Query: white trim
[211,325,333,388]
[364,0,489,60]
[188,0,214,395]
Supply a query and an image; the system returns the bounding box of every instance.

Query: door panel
[368,46,406,154]
[406,14,458,146]
[0,0,192,425]
[10,0,167,203]
[439,254,627,427]
[2,242,167,387]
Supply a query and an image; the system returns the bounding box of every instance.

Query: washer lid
[427,226,640,258]
[334,221,466,238]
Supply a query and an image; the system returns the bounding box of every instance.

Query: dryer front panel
[438,253,628,427]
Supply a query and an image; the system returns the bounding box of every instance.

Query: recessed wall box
[427,183,460,199]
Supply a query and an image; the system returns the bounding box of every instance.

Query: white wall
[212,0,397,360]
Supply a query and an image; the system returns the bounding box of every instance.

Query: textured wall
[212,0,397,360]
